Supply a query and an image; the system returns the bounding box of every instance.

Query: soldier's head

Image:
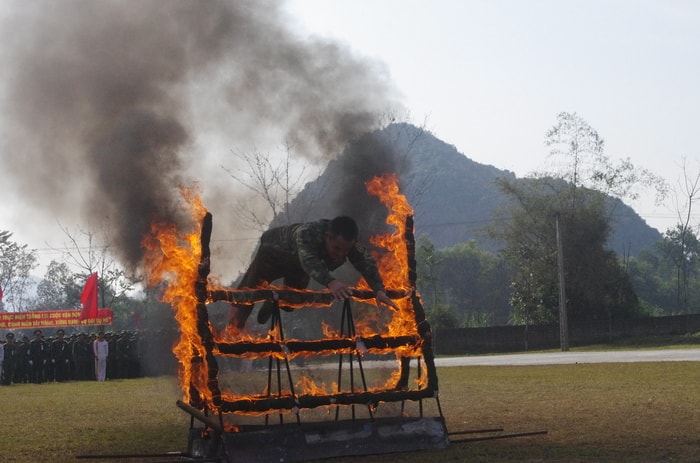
[56,329,65,338]
[33,329,42,338]
[5,332,14,343]
[325,216,358,262]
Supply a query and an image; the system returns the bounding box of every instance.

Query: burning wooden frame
[163,175,449,461]
[187,213,441,416]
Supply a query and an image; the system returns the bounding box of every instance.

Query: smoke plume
[0,0,402,273]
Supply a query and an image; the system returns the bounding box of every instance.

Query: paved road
[434,348,700,367]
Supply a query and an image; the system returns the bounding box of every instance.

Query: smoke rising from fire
[0,0,402,274]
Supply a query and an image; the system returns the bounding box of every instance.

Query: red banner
[0,309,113,330]
[80,272,99,320]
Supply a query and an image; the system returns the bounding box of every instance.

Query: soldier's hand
[376,290,399,310]
[328,280,352,300]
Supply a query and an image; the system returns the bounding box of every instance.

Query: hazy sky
[286,0,700,231]
[2,0,699,278]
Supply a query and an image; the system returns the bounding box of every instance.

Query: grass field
[1,356,699,463]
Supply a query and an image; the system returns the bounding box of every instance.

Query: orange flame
[365,173,419,344]
[141,187,210,403]
[142,174,425,410]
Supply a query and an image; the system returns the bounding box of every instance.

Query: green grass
[573,333,700,350]
[1,358,699,462]
[0,378,186,462]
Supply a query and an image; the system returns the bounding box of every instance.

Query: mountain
[279,123,661,255]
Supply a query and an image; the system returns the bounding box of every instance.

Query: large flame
[365,173,418,343]
[143,174,423,407]
[142,187,209,402]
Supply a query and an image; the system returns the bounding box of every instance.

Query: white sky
[2,0,700,278]
[286,0,700,232]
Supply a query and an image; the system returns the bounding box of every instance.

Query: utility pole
[555,213,569,351]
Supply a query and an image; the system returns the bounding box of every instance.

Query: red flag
[79,273,98,321]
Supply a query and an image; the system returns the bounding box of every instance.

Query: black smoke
[0,0,402,272]
[331,130,404,238]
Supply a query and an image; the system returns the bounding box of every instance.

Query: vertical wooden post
[194,211,222,406]
[405,214,439,391]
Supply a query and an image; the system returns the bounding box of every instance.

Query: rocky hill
[277,123,661,255]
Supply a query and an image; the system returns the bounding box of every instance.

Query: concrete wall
[433,314,700,355]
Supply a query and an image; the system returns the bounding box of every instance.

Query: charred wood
[215,334,422,357]
[219,387,438,414]
[207,288,409,306]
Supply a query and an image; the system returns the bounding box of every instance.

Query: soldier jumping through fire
[228,216,398,330]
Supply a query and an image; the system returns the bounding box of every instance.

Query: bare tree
[222,141,322,230]
[665,158,700,313]
[544,112,667,209]
[54,223,136,309]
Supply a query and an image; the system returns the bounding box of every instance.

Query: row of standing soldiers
[1,328,140,384]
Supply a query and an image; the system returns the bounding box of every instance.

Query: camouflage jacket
[260,219,386,293]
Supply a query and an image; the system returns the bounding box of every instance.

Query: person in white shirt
[93,332,109,381]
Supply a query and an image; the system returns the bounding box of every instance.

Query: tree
[55,223,136,312]
[424,304,459,329]
[665,158,700,313]
[625,248,673,316]
[416,236,512,326]
[415,234,441,308]
[222,142,322,231]
[544,112,666,205]
[435,241,511,326]
[627,235,699,316]
[657,225,700,314]
[0,231,38,312]
[34,260,81,311]
[494,177,640,323]
[491,113,657,325]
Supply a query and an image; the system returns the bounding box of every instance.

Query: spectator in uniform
[51,329,70,382]
[16,336,31,383]
[116,331,133,379]
[72,333,93,381]
[29,329,49,384]
[2,333,18,385]
[106,332,117,380]
[66,333,78,380]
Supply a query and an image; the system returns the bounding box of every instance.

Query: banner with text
[0,309,113,330]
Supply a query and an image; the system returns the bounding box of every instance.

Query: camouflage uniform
[231,219,385,328]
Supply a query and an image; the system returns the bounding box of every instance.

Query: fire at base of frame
[143,174,449,462]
